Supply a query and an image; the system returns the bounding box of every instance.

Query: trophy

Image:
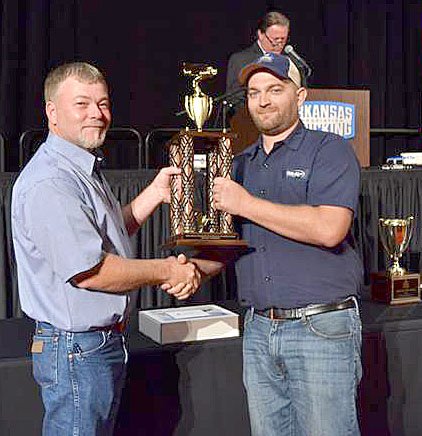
[371,216,421,304]
[183,63,217,132]
[164,63,247,250]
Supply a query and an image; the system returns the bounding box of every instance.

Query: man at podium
[226,10,290,110]
[213,53,363,435]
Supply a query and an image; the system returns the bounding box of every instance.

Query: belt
[92,319,127,333]
[35,320,127,334]
[255,297,356,320]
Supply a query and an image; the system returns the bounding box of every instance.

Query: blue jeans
[32,322,128,436]
[243,305,362,436]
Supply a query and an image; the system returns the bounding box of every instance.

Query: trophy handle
[185,95,194,120]
[207,96,213,119]
[403,216,414,251]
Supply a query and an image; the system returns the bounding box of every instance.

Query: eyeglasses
[264,32,286,48]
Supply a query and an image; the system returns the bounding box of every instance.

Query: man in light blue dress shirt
[11,62,201,435]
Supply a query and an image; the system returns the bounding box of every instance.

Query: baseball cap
[238,53,302,88]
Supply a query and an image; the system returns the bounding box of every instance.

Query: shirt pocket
[278,166,310,204]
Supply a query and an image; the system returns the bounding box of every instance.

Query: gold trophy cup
[371,216,421,304]
[164,63,247,250]
[183,63,216,132]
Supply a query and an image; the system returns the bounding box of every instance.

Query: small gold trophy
[371,216,421,304]
[164,63,247,250]
[183,63,216,132]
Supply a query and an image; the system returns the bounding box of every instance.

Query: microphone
[284,45,312,77]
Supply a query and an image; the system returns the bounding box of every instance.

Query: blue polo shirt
[11,133,134,331]
[233,122,363,309]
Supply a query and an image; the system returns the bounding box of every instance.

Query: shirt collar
[256,39,267,54]
[281,121,305,151]
[45,132,99,175]
[238,121,305,161]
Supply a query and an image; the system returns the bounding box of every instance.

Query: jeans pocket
[73,331,109,360]
[305,309,354,339]
[32,333,59,388]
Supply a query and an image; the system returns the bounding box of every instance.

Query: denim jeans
[243,305,362,436]
[32,322,128,436]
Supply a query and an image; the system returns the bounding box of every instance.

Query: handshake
[160,254,203,301]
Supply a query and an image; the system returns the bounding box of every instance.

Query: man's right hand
[163,254,201,300]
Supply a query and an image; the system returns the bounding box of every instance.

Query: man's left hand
[150,166,181,204]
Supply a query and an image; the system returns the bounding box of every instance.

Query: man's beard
[79,129,107,150]
[250,107,298,136]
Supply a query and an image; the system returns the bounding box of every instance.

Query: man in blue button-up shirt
[11,62,200,435]
[213,54,363,435]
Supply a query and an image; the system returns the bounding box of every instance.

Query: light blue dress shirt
[11,133,134,331]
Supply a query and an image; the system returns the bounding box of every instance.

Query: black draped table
[1,168,422,434]
[2,301,422,435]
[357,168,422,284]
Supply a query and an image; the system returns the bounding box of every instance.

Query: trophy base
[163,233,248,250]
[370,272,421,305]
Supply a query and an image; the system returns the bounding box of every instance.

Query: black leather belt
[255,297,356,320]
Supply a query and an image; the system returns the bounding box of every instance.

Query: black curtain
[0,0,265,170]
[0,1,420,170]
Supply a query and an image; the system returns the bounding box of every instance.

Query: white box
[401,152,422,165]
[138,304,239,344]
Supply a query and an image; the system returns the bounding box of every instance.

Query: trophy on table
[371,216,421,304]
[164,63,247,250]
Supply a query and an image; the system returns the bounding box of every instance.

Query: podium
[230,88,370,167]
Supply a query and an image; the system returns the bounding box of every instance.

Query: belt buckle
[116,320,126,333]
[113,320,126,333]
[269,308,285,320]
[94,319,126,333]
[269,308,275,320]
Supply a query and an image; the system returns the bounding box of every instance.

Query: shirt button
[265,276,272,282]
[263,163,269,169]
[259,189,266,196]
[259,245,266,253]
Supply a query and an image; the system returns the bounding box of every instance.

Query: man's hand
[213,176,252,216]
[124,166,181,234]
[162,254,201,300]
[149,166,181,204]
